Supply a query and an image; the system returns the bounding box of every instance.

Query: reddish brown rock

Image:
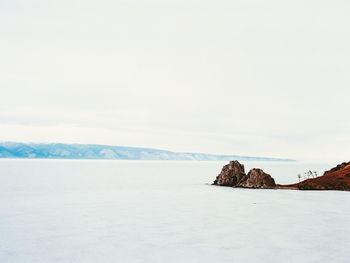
[213,160,246,186]
[296,161,350,191]
[238,168,276,189]
[214,160,350,191]
[213,161,276,189]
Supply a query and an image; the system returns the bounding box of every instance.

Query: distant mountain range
[0,142,294,162]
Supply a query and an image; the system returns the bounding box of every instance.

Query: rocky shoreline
[213,160,350,191]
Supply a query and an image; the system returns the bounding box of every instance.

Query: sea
[0,160,349,263]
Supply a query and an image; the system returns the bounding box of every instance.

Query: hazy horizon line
[0,141,296,161]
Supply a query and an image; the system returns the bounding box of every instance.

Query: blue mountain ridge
[0,142,295,161]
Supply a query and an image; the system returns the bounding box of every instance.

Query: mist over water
[0,160,349,263]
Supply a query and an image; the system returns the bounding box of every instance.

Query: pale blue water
[0,160,349,263]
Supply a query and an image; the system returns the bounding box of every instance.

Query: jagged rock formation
[214,160,350,191]
[237,168,276,189]
[213,160,275,189]
[213,160,246,186]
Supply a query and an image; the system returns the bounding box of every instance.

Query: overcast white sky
[0,0,349,161]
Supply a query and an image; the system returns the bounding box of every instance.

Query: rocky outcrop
[237,168,276,189]
[214,160,350,191]
[213,160,275,189]
[213,160,246,186]
[296,161,350,191]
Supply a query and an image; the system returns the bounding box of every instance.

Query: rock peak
[213,160,246,186]
[213,161,275,189]
[237,168,276,189]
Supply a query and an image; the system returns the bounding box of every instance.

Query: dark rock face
[213,161,276,189]
[237,168,276,189]
[213,160,246,186]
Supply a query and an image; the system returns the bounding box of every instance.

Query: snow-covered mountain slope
[0,142,294,161]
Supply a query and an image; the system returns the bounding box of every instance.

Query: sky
[0,0,349,161]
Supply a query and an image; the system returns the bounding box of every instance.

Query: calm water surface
[0,160,349,263]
